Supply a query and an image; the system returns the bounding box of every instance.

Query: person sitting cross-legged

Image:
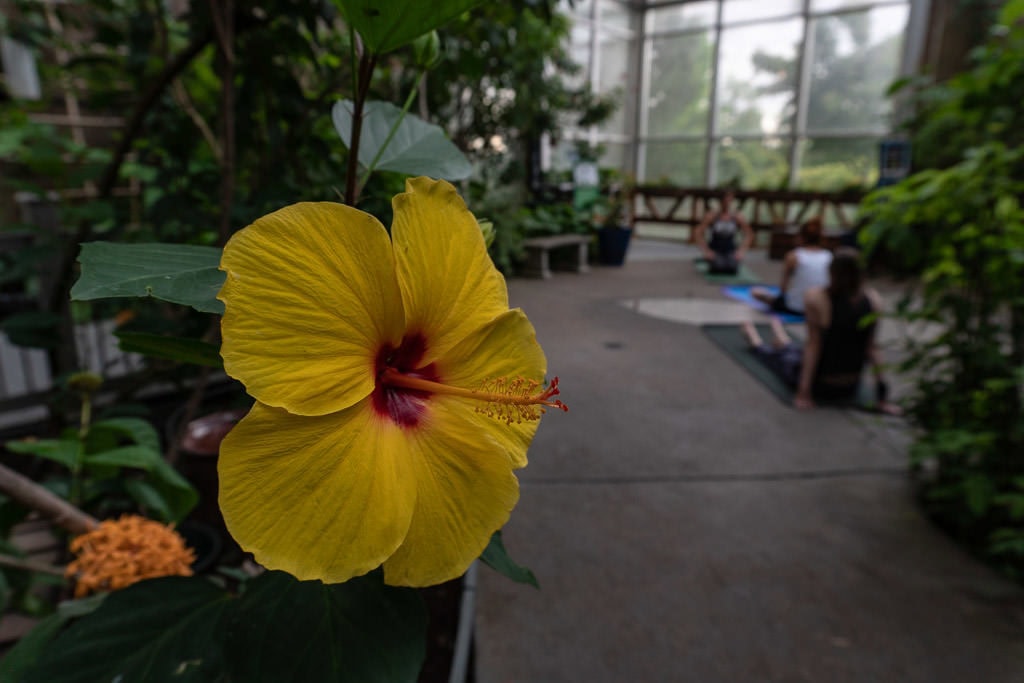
[694,189,755,275]
[741,248,900,414]
[751,217,832,316]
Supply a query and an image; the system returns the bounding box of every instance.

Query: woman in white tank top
[753,218,832,315]
[785,247,833,311]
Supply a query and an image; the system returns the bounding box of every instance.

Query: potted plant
[593,183,632,266]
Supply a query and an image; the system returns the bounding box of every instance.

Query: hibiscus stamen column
[379,369,568,424]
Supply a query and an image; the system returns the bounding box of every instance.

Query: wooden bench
[521,234,591,279]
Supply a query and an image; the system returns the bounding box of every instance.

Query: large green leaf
[24,572,427,683]
[333,99,472,180]
[22,577,232,683]
[333,0,484,54]
[480,530,538,588]
[0,595,107,683]
[71,242,225,314]
[0,613,65,683]
[224,571,427,683]
[115,331,223,368]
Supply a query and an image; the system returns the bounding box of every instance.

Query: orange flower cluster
[65,515,195,597]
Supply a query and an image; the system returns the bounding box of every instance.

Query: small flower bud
[412,31,442,71]
[478,219,495,248]
[67,371,103,394]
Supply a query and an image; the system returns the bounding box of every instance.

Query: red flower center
[373,333,439,428]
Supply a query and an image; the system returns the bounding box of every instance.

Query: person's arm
[694,211,715,259]
[736,213,755,260]
[779,250,797,294]
[795,289,824,409]
[865,291,884,379]
[863,289,900,414]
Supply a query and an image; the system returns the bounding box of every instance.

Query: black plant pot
[597,225,632,266]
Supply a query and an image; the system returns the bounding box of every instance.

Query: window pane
[598,0,636,33]
[805,6,909,133]
[722,0,802,24]
[596,35,636,136]
[561,0,593,18]
[645,1,717,33]
[643,140,707,185]
[645,31,714,136]
[566,39,590,90]
[716,19,802,136]
[796,137,879,191]
[715,138,791,189]
[598,141,630,172]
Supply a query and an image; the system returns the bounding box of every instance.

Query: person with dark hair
[742,248,900,413]
[694,190,754,275]
[752,217,832,315]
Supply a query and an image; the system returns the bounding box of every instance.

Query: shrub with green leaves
[860,0,1024,576]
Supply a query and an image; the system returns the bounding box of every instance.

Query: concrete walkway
[473,240,1024,683]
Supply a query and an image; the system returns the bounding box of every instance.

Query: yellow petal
[219,202,405,416]
[391,177,509,366]
[382,398,520,587]
[219,401,416,584]
[437,309,548,468]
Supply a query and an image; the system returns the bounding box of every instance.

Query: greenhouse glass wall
[559,0,927,190]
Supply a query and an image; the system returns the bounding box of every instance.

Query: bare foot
[751,287,774,306]
[877,401,903,417]
[794,394,815,410]
[741,321,763,347]
[769,317,792,348]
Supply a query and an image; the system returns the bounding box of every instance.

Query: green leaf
[115,331,223,368]
[333,99,472,180]
[333,0,484,54]
[0,613,66,683]
[22,577,232,683]
[149,459,198,522]
[480,530,538,588]
[57,592,108,619]
[84,446,197,522]
[71,242,225,314]
[964,475,995,517]
[224,571,427,683]
[24,572,427,683]
[123,478,174,522]
[0,594,107,683]
[0,312,61,350]
[0,566,10,613]
[84,445,162,470]
[88,417,161,452]
[6,438,82,470]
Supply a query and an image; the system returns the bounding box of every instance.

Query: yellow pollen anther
[379,370,568,425]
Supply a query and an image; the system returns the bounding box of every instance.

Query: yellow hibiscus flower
[218,176,565,587]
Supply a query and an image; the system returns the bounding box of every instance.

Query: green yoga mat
[702,323,876,409]
[694,259,762,284]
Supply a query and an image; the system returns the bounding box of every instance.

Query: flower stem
[344,42,378,206]
[0,463,97,536]
[0,553,65,577]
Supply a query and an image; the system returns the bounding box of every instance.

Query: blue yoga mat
[721,285,804,323]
